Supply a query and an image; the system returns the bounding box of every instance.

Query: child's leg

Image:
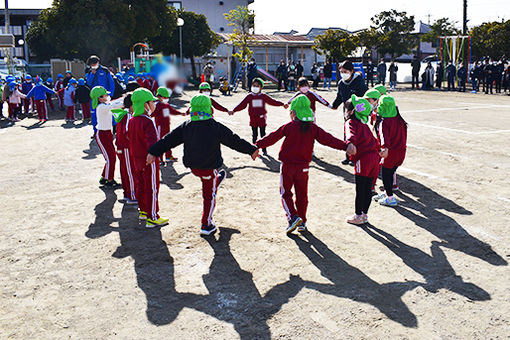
[81,102,90,120]
[47,98,54,110]
[251,126,258,144]
[259,126,267,153]
[393,167,398,188]
[294,165,309,223]
[23,98,30,114]
[192,169,220,226]
[143,161,160,220]
[280,164,298,221]
[118,150,131,199]
[96,130,116,181]
[355,175,368,215]
[133,158,147,213]
[362,177,374,214]
[41,100,48,120]
[8,103,13,119]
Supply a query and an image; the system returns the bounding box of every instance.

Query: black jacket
[126,81,141,92]
[332,73,368,109]
[148,119,257,170]
[75,85,91,104]
[323,63,333,78]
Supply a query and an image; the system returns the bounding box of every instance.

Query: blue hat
[69,78,78,85]
[35,76,43,84]
[115,72,122,77]
[128,75,135,81]
[65,70,71,74]
[136,73,142,78]
[78,78,85,86]
[57,73,63,79]
[8,82,16,90]
[6,75,14,82]
[15,76,21,81]
[25,74,32,80]
[47,77,53,83]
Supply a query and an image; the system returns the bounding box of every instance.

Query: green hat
[351,94,371,124]
[377,95,398,118]
[364,88,381,100]
[111,108,128,123]
[290,95,314,122]
[131,88,157,116]
[156,87,170,97]
[374,84,387,95]
[189,94,213,121]
[90,86,110,109]
[199,82,211,90]
[252,77,265,88]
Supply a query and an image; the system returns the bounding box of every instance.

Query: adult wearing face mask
[247,58,258,89]
[276,59,288,91]
[86,55,115,137]
[446,61,456,91]
[332,60,368,165]
[377,59,387,85]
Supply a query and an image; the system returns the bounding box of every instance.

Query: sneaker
[99,177,107,185]
[139,211,147,220]
[346,214,365,225]
[370,190,379,197]
[103,180,121,188]
[118,197,128,203]
[348,161,355,166]
[217,169,227,187]
[392,185,399,191]
[125,198,138,205]
[379,196,398,207]
[373,193,387,202]
[200,222,217,236]
[361,213,368,224]
[159,161,165,166]
[286,215,303,234]
[262,149,268,156]
[297,222,307,233]
[146,217,169,228]
[341,159,350,165]
[167,156,178,162]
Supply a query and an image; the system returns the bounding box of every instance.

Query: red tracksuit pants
[57,93,64,109]
[81,102,91,120]
[8,103,18,119]
[280,163,309,223]
[133,157,160,220]
[157,124,173,160]
[65,105,75,120]
[95,130,116,181]
[23,98,34,114]
[35,100,48,120]
[46,97,55,110]
[117,148,136,200]
[191,168,221,226]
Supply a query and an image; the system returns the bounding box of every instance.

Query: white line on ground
[497,197,510,203]
[409,122,510,135]
[399,167,443,180]
[405,104,510,113]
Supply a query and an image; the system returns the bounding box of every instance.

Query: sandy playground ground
[1,86,510,339]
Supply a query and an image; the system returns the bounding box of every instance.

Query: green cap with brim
[90,86,110,109]
[156,87,171,98]
[364,88,381,100]
[374,84,387,95]
[290,95,314,122]
[131,88,157,116]
[351,94,371,124]
[253,77,265,88]
[199,82,211,90]
[111,108,128,123]
[377,95,398,118]
[190,94,213,121]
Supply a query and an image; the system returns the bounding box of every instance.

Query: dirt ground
[1,85,509,339]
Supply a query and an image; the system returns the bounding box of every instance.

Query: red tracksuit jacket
[345,117,380,163]
[376,116,407,167]
[287,91,330,113]
[256,120,347,164]
[185,98,228,116]
[233,92,285,127]
[152,101,182,135]
[115,113,130,150]
[127,114,158,159]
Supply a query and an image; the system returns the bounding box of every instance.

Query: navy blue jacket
[86,65,115,94]
[332,73,368,109]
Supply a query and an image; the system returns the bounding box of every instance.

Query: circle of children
[9,59,407,235]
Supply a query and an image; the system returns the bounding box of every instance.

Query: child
[363,88,383,196]
[111,95,137,205]
[219,77,231,96]
[128,88,168,228]
[26,76,55,122]
[44,77,55,111]
[7,82,26,121]
[21,74,35,115]
[344,95,381,225]
[287,77,331,116]
[231,78,287,154]
[373,95,407,207]
[147,94,259,235]
[54,73,65,110]
[90,86,124,188]
[151,86,185,163]
[75,78,91,121]
[256,95,355,233]
[63,78,78,121]
[192,82,230,114]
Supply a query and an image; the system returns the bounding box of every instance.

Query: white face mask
[299,86,309,93]
[145,102,154,115]
[251,86,261,94]
[202,91,211,97]
[91,64,99,70]
[341,72,351,81]
[162,98,169,104]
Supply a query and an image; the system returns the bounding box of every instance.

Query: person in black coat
[365,59,375,87]
[296,61,304,78]
[323,60,333,90]
[377,59,387,85]
[446,62,456,91]
[436,63,444,89]
[276,59,288,91]
[485,59,495,94]
[411,57,421,89]
[457,63,467,92]
[247,58,258,89]
[495,59,504,93]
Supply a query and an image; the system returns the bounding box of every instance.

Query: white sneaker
[373,193,386,202]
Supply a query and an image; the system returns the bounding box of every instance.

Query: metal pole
[179,26,183,68]
[463,0,468,35]
[4,0,12,74]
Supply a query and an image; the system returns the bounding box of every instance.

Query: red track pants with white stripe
[81,102,91,120]
[35,100,48,120]
[191,169,220,226]
[65,105,75,120]
[95,130,116,181]
[46,98,55,110]
[133,157,160,220]
[117,148,136,200]
[157,124,173,160]
[280,163,309,223]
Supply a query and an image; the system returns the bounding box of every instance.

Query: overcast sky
[3,0,507,34]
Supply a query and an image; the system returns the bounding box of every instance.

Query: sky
[2,0,507,34]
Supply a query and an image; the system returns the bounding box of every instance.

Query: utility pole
[427,14,431,25]
[463,0,468,35]
[4,0,13,74]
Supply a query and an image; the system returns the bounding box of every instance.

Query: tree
[471,20,510,59]
[369,10,417,58]
[422,18,460,43]
[166,11,221,79]
[313,29,359,62]
[224,6,255,63]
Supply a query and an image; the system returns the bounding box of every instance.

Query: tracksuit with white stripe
[151,101,183,161]
[148,118,257,226]
[116,112,136,201]
[95,99,124,181]
[256,120,347,224]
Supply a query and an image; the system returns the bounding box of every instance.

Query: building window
[14,47,23,57]
[167,1,182,10]
[219,1,224,5]
[219,27,225,32]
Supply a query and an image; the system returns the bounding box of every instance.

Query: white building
[167,0,254,33]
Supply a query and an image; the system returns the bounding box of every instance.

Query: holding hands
[346,143,357,156]
[379,148,388,158]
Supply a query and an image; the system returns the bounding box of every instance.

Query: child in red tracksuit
[373,95,407,207]
[112,95,137,205]
[185,82,230,116]
[287,77,332,118]
[345,95,381,225]
[128,88,168,228]
[147,94,259,236]
[54,74,65,110]
[151,87,185,163]
[256,95,356,234]
[231,77,287,155]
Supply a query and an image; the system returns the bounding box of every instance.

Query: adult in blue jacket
[85,55,115,135]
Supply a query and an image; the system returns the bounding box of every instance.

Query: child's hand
[346,143,357,156]
[283,104,289,109]
[379,148,388,158]
[228,110,234,116]
[251,149,260,160]
[328,104,333,109]
[146,154,157,165]
[181,112,186,116]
